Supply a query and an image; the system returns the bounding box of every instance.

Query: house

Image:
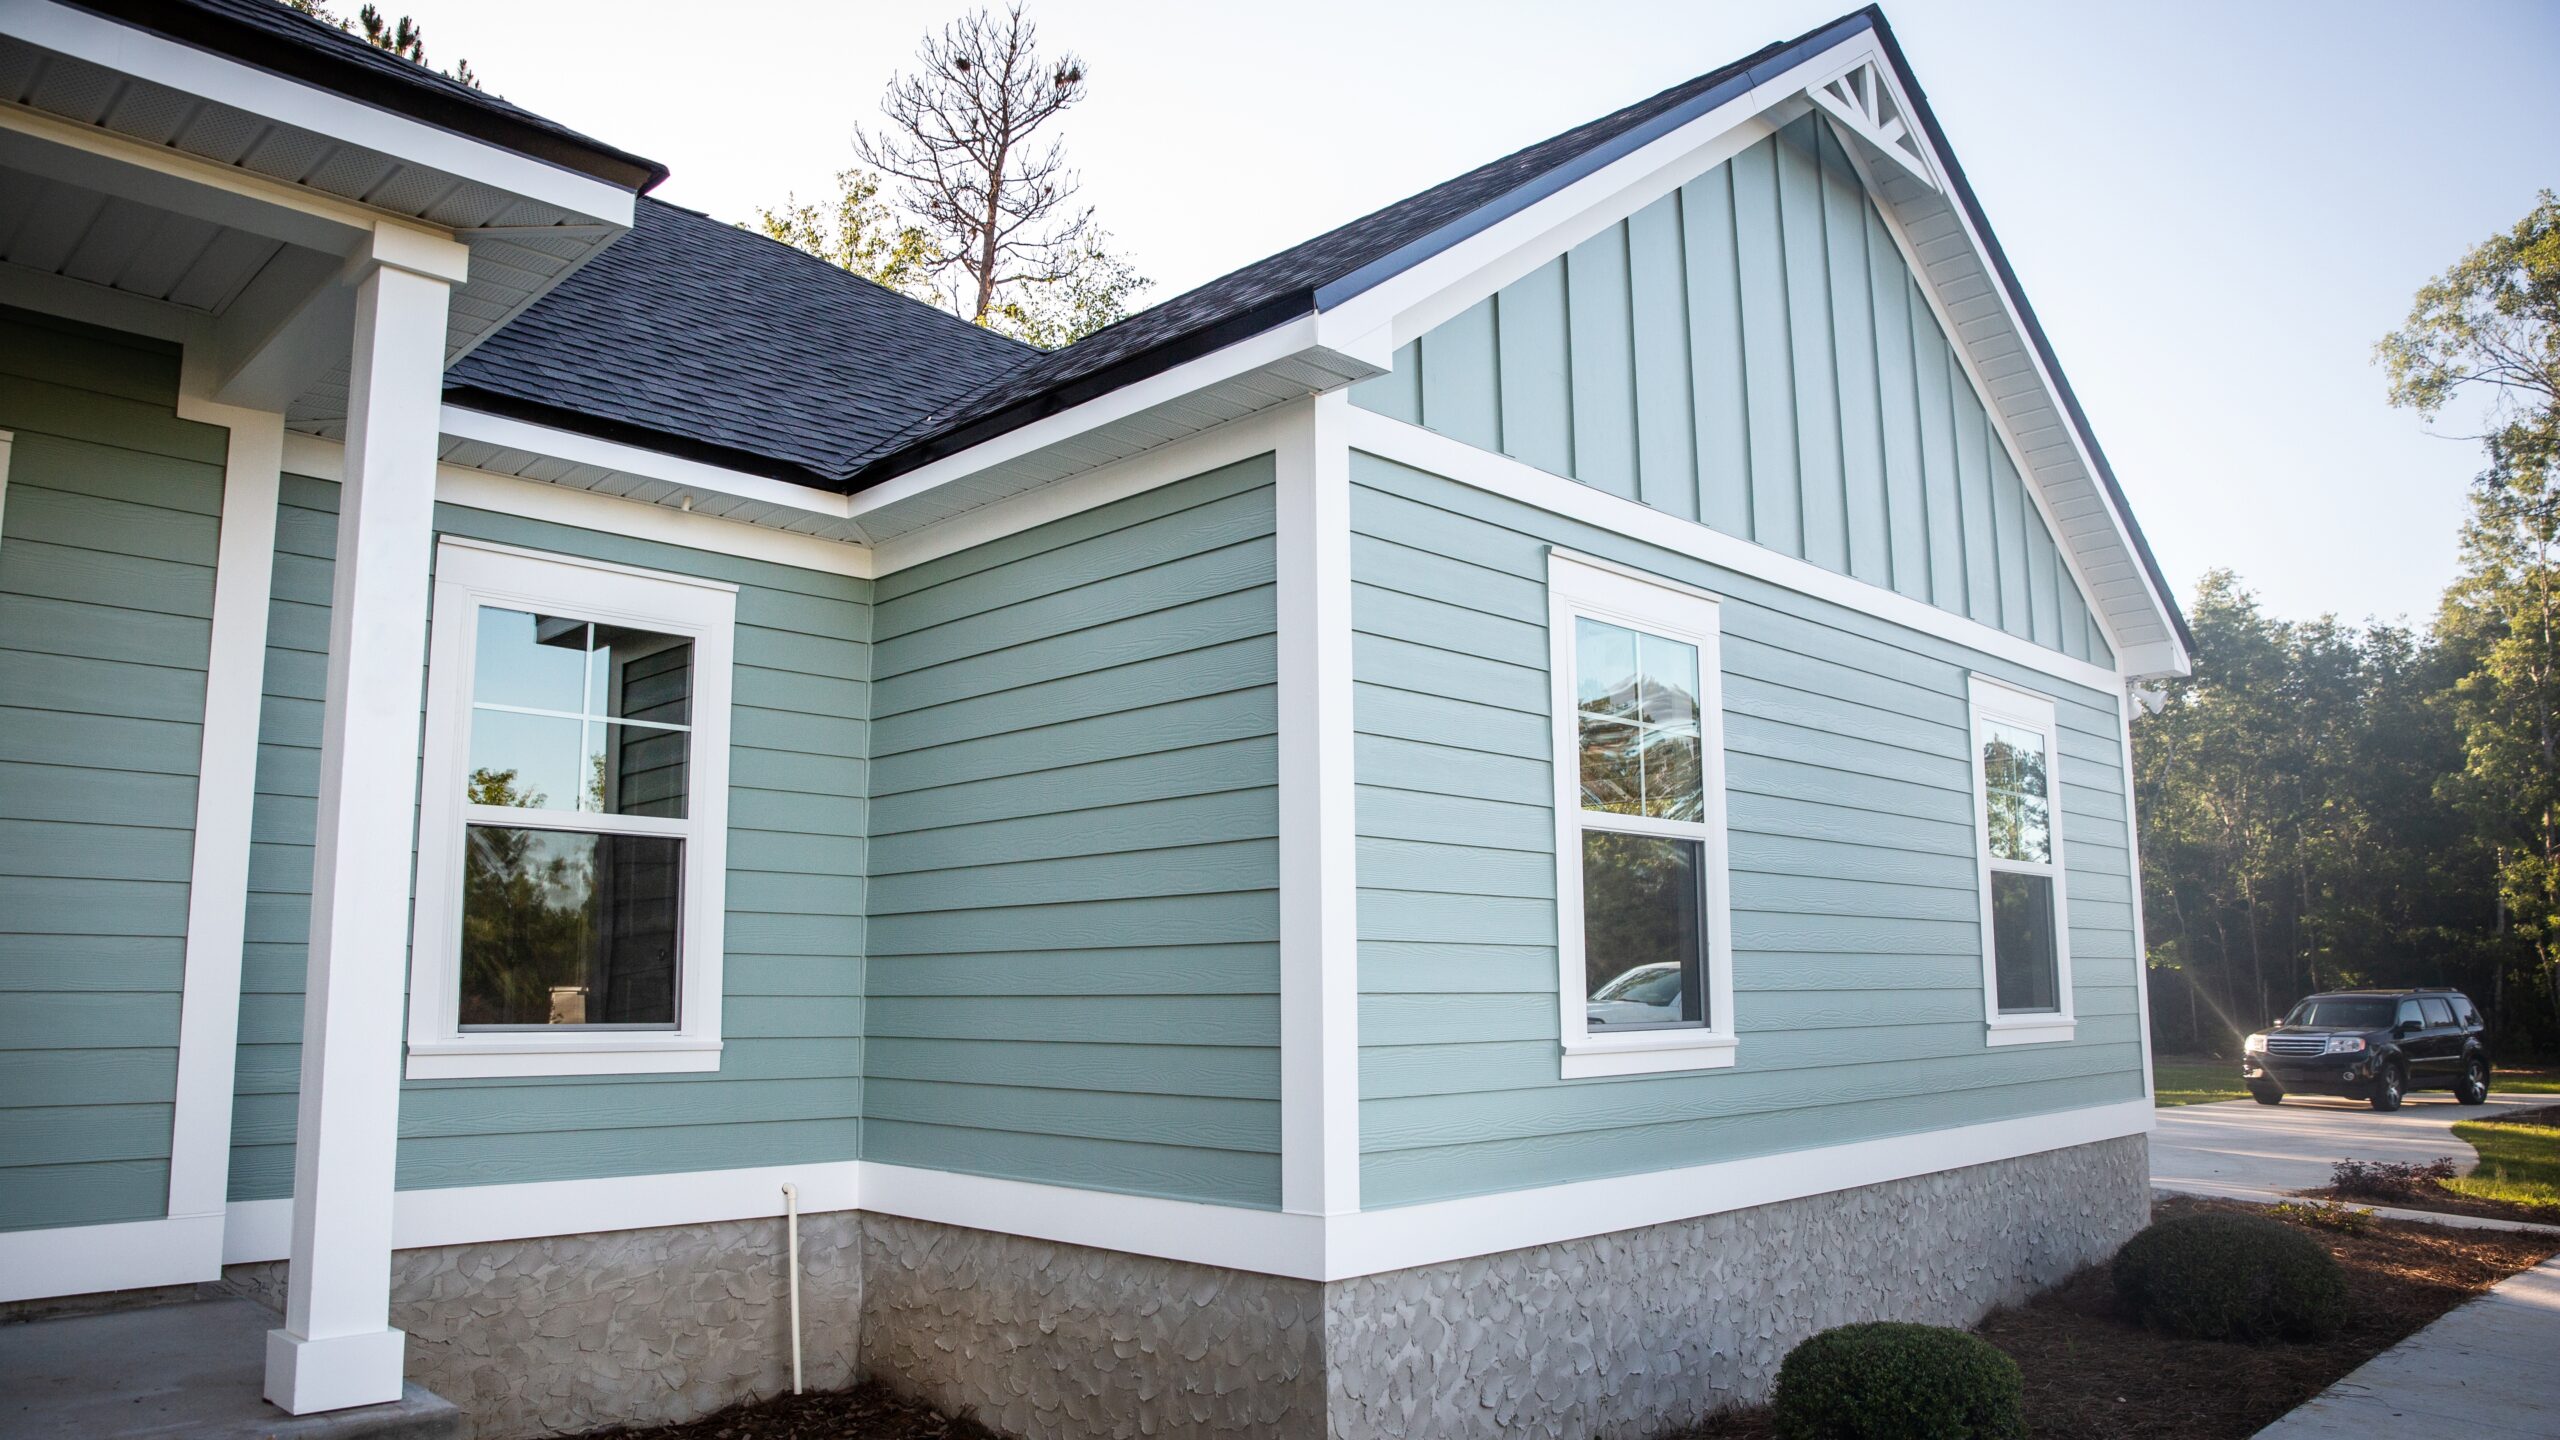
[0,2,2192,1436]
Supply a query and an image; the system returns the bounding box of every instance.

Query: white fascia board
[199,1098,2147,1286]
[1347,409,2126,697]
[5,0,635,225]
[280,427,876,579]
[1854,46,2189,678]
[439,404,862,528]
[843,313,1365,524]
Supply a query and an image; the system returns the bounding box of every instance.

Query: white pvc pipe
[780,1182,803,1395]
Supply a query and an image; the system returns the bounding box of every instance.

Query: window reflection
[1582,831,1706,1030]
[459,826,681,1028]
[466,607,692,819]
[1575,619,1704,820]
[1991,870,2057,1013]
[1980,721,2050,864]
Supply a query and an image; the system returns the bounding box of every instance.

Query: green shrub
[2110,1211,2347,1341]
[1770,1322,2026,1440]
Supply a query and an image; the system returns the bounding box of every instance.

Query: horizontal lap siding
[232,475,868,1200]
[0,309,222,1230]
[866,459,1281,1208]
[1351,114,2111,668]
[1351,454,2141,1207]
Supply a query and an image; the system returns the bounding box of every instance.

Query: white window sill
[406,1037,723,1079]
[1561,1032,1739,1079]
[1984,1017,2076,1048]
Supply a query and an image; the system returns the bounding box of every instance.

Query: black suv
[2242,988,2491,1111]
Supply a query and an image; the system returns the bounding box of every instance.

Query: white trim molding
[1546,550,1739,1079]
[406,537,737,1078]
[1347,408,2126,697]
[206,1098,2152,1286]
[1275,394,1362,1216]
[2119,686,2161,1103]
[1967,675,2076,1047]
[0,1214,227,1305]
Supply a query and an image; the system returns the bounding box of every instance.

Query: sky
[407,0,2557,628]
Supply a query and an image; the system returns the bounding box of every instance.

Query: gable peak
[1807,58,1935,192]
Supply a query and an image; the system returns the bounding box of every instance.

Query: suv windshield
[2284,997,2396,1030]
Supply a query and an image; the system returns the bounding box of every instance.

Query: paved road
[2150,1089,2549,1202]
[2252,1254,2560,1439]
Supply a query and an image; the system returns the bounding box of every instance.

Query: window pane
[2420,997,2456,1027]
[473,608,589,713]
[1991,870,2057,1014]
[468,709,586,813]
[590,720,690,819]
[1981,722,2048,798]
[1579,717,1644,813]
[1582,831,1706,1031]
[592,627,693,727]
[1575,619,1639,720]
[1638,725,1704,821]
[459,826,681,1027]
[1637,633,1699,731]
[1985,789,2052,865]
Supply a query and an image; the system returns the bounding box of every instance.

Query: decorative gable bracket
[1806,60,1937,191]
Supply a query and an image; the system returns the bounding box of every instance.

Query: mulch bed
[1671,1196,2560,1440]
[590,1199,2556,1440]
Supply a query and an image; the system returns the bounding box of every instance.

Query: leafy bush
[2331,1155,2459,1201]
[1770,1322,2026,1440]
[2110,1212,2347,1341]
[2268,1200,2375,1235]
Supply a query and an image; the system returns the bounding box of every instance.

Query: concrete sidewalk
[2253,1255,2560,1439]
[2152,1091,2547,1204]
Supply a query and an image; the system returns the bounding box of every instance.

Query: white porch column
[266,224,467,1416]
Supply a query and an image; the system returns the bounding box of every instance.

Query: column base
[265,1324,409,1414]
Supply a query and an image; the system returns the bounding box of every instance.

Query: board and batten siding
[1353,114,2111,667]
[231,473,868,1199]
[0,309,223,1231]
[1351,452,2142,1207]
[864,458,1282,1208]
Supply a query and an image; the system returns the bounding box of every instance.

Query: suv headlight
[2244,1033,2268,1053]
[2325,1036,2367,1055]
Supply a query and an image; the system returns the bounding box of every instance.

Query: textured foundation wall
[856,1134,2147,1440]
[859,1213,1325,1438]
[219,1212,861,1439]
[1322,1133,2150,1439]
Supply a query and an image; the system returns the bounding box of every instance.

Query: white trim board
[187,1099,2150,1286]
[0,1214,225,1305]
[1345,407,2128,696]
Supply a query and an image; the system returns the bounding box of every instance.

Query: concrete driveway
[2151,1089,2549,1202]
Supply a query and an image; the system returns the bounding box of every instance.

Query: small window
[408,539,737,1078]
[1548,551,1735,1079]
[2455,996,2482,1028]
[1968,676,2075,1046]
[2419,997,2457,1028]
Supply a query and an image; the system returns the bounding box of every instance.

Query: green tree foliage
[750,169,941,301]
[279,0,481,89]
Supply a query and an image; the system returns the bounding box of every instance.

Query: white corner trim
[278,430,875,579]
[1349,409,2125,696]
[6,0,635,225]
[1324,1099,2155,1278]
[0,427,11,542]
[160,398,281,1239]
[2118,686,2160,1103]
[187,1098,2151,1288]
[1276,394,1362,1218]
[0,1214,226,1304]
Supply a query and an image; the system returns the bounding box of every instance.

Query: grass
[2153,1054,2246,1107]
[2442,1105,2560,1217]
[2495,1064,2560,1095]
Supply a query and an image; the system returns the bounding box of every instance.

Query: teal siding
[864,459,1281,1208]
[0,308,223,1231]
[1351,452,2142,1208]
[1352,114,2112,668]
[231,474,868,1199]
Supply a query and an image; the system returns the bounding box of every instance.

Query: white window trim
[1968,674,2075,1047]
[407,537,737,1079]
[1548,549,1738,1079]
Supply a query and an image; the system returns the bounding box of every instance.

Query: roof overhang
[0,0,644,428]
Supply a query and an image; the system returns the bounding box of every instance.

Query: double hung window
[1548,552,1736,1078]
[407,539,736,1078]
[1968,676,2074,1045]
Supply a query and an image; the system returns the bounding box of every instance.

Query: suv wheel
[2371,1063,2406,1112]
[2249,1083,2284,1106]
[2456,1056,2490,1106]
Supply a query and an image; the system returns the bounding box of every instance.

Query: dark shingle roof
[447,199,1034,485]
[75,0,666,191]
